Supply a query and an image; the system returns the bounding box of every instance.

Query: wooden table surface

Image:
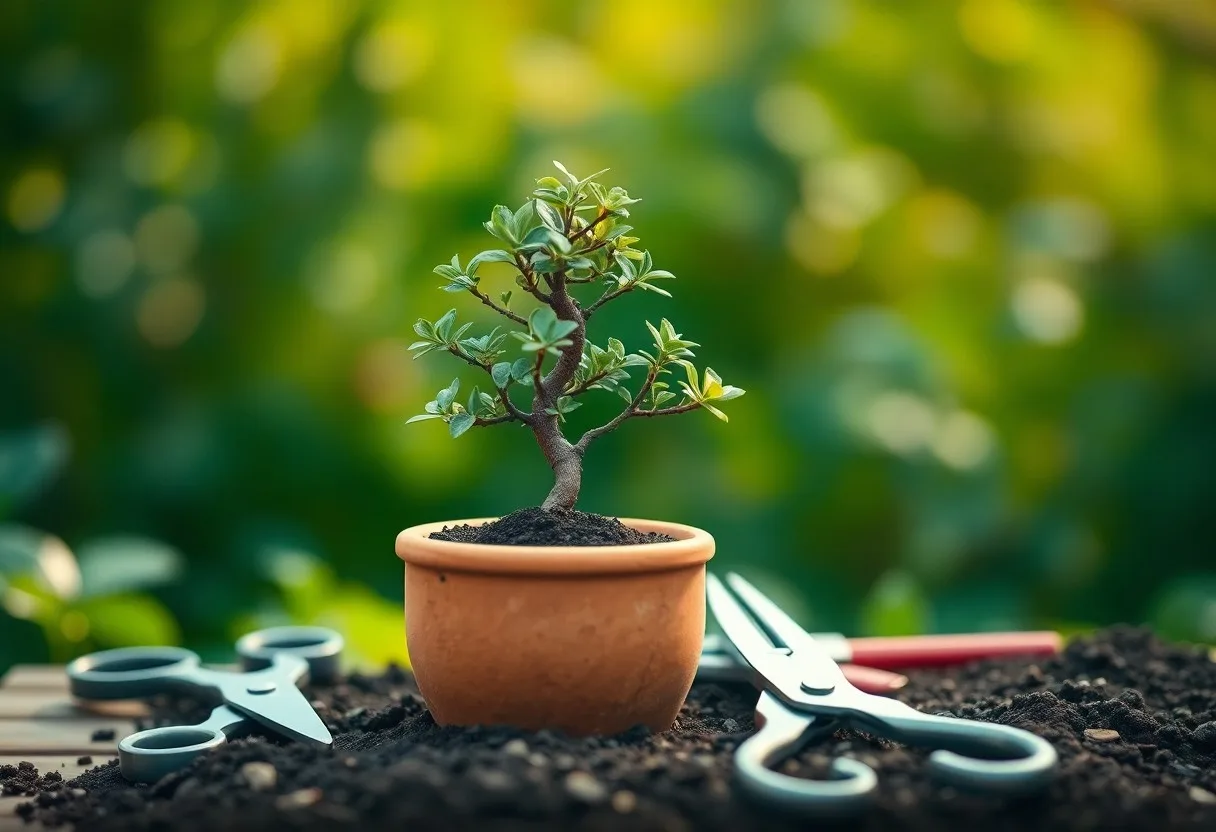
[0,665,144,831]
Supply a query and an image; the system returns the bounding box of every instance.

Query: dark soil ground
[7,627,1216,831]
[429,508,675,546]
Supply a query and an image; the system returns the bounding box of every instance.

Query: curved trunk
[541,444,583,510]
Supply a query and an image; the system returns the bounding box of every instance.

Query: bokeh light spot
[215,23,283,104]
[135,204,201,276]
[369,118,440,191]
[907,190,981,259]
[354,19,434,92]
[136,276,206,348]
[6,167,66,232]
[803,148,916,230]
[123,118,196,187]
[958,0,1036,63]
[76,230,137,298]
[784,210,860,275]
[1012,276,1083,344]
[866,391,938,455]
[932,410,995,471]
[755,83,838,159]
[60,609,90,642]
[511,38,606,127]
[305,241,380,313]
[354,338,419,413]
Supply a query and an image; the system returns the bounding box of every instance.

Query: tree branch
[574,365,658,452]
[564,368,610,398]
[474,414,518,427]
[513,254,551,304]
[469,288,527,326]
[445,344,533,422]
[582,285,633,321]
[570,210,610,243]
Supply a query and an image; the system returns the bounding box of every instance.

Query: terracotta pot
[395,517,715,736]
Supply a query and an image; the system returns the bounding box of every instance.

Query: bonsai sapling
[407,162,744,531]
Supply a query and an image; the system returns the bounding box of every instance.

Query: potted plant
[396,162,744,736]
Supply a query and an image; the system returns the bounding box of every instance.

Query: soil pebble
[428,507,675,546]
[88,730,115,742]
[12,626,1216,831]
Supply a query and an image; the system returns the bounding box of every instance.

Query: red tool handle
[846,631,1062,669]
[840,663,907,695]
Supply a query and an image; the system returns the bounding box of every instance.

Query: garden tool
[698,629,1061,695]
[706,572,1058,815]
[66,625,343,783]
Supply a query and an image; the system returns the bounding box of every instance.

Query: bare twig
[470,288,527,326]
[570,210,610,243]
[574,365,658,452]
[582,285,632,321]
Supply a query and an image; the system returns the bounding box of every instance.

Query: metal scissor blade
[706,573,792,684]
[724,574,817,653]
[718,573,847,697]
[225,685,332,748]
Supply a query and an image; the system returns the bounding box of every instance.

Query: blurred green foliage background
[3,0,1215,675]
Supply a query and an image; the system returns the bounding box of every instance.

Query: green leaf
[448,412,475,438]
[511,201,537,239]
[499,290,512,307]
[702,403,729,422]
[434,309,458,341]
[412,319,435,339]
[76,537,184,598]
[468,249,514,271]
[491,362,513,388]
[552,160,579,188]
[406,413,441,424]
[511,357,533,383]
[0,424,71,512]
[534,200,564,232]
[486,205,517,245]
[637,283,672,297]
[860,570,930,637]
[73,593,181,647]
[436,379,460,411]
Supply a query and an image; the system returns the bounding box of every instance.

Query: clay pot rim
[395,517,714,576]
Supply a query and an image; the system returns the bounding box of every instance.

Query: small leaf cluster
[407,378,508,438]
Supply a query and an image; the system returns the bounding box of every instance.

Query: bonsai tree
[406,162,744,511]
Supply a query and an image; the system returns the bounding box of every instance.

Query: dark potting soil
[10,627,1216,831]
[428,507,676,547]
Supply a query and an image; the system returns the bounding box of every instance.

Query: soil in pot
[11,626,1216,831]
[427,507,676,546]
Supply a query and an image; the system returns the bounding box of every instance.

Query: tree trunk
[533,413,582,510]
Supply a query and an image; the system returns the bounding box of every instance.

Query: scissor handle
[734,691,877,815]
[66,646,200,701]
[861,700,1058,794]
[234,625,344,684]
[118,704,249,783]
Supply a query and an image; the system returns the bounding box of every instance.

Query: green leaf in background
[75,537,184,598]
[0,423,70,514]
[73,593,181,647]
[859,569,930,637]
[0,524,81,600]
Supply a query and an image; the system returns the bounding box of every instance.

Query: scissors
[66,626,343,784]
[706,573,1058,815]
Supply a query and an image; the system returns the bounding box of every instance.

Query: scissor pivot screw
[800,680,834,695]
[246,681,277,695]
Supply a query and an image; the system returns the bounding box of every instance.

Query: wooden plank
[0,719,130,756]
[0,667,67,692]
[0,693,147,720]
